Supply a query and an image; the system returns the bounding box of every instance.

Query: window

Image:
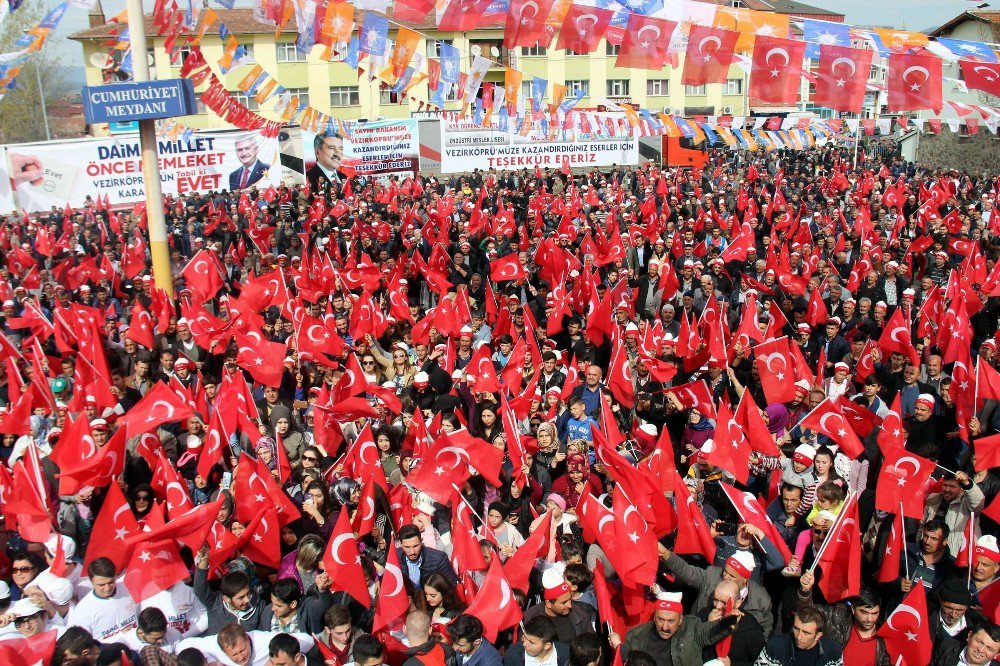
[241,43,255,59]
[646,79,669,96]
[565,48,586,56]
[606,79,630,97]
[381,86,403,104]
[426,39,452,57]
[232,91,260,112]
[868,65,881,81]
[606,42,620,56]
[724,78,743,95]
[565,80,589,96]
[276,42,306,62]
[685,84,707,95]
[285,87,309,107]
[523,44,547,56]
[330,86,359,107]
[177,47,193,65]
[195,99,207,114]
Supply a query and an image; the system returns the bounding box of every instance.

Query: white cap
[44,533,76,560]
[0,581,9,600]
[33,573,73,606]
[976,535,1000,562]
[638,423,658,438]
[9,598,44,619]
[726,550,757,578]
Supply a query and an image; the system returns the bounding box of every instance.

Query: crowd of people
[2,142,1000,666]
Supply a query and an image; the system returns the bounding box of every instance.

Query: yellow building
[70,3,841,135]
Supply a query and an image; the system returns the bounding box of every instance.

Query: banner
[8,129,280,212]
[438,113,639,173]
[302,118,420,183]
[0,147,16,214]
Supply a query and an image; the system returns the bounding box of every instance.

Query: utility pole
[34,61,50,141]
[124,0,173,294]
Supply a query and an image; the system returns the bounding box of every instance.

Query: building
[70,1,842,136]
[928,10,1000,112]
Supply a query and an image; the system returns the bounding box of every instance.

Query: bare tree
[0,4,73,143]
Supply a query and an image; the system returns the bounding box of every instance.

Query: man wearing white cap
[0,598,66,640]
[970,535,1000,601]
[522,568,594,644]
[824,361,852,401]
[621,590,738,665]
[658,545,774,637]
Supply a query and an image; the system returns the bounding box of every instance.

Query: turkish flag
[888,52,943,112]
[182,249,225,301]
[125,539,190,603]
[197,409,230,480]
[0,629,57,666]
[125,300,156,349]
[875,443,932,519]
[671,469,717,562]
[606,339,634,406]
[126,498,223,553]
[798,398,865,459]
[754,337,797,404]
[118,381,196,437]
[55,427,127,496]
[322,510,371,605]
[466,556,523,642]
[682,24,739,86]
[959,59,1000,97]
[669,379,718,419]
[451,494,489,574]
[235,330,286,387]
[592,565,626,637]
[151,451,194,519]
[837,397,882,439]
[372,538,409,633]
[816,494,861,603]
[235,506,282,569]
[735,392,781,456]
[502,511,551,592]
[556,5,613,54]
[49,414,97,475]
[814,44,872,113]
[877,584,933,665]
[405,434,476,503]
[616,14,675,70]
[721,483,793,564]
[504,0,555,49]
[806,287,829,327]
[878,307,920,367]
[612,489,658,585]
[977,360,1000,401]
[749,35,806,105]
[84,482,138,570]
[707,401,753,484]
[877,511,905,583]
[490,253,527,283]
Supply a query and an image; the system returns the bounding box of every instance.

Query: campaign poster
[301,119,420,184]
[438,113,639,173]
[0,146,18,214]
[7,129,281,212]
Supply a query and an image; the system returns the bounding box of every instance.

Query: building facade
[71,2,843,136]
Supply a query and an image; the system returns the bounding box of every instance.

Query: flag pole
[935,462,960,476]
[900,503,909,581]
[976,356,981,407]
[808,491,856,574]
[968,510,976,587]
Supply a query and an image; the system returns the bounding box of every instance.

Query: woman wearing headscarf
[679,408,716,471]
[550,453,604,510]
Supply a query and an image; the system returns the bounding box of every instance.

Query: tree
[0,3,73,143]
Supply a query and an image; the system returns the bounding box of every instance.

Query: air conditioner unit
[721,106,734,115]
[663,107,682,116]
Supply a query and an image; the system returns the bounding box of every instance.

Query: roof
[764,0,844,18]
[929,10,1000,36]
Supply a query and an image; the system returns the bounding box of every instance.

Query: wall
[914,130,1000,172]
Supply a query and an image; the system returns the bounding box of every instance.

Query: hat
[683,259,695,268]
[654,590,684,614]
[34,573,73,606]
[51,378,68,394]
[827,317,841,327]
[44,533,77,560]
[186,435,202,451]
[797,323,811,333]
[9,598,43,619]
[697,439,714,461]
[726,551,756,579]
[2,300,13,308]
[903,288,916,297]
[542,568,572,600]
[176,318,189,328]
[915,393,935,410]
[793,444,816,467]
[459,325,473,339]
[936,577,973,606]
[413,372,430,389]
[546,493,567,511]
[874,301,887,311]
[976,535,1000,563]
[982,340,997,350]
[635,423,658,447]
[175,357,193,369]
[90,418,108,431]
[625,323,639,337]
[834,362,850,373]
[795,380,812,395]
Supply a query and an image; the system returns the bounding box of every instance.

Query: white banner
[0,146,16,214]
[8,129,281,213]
[302,118,420,184]
[438,114,639,173]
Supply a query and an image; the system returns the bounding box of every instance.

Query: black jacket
[503,641,569,666]
[755,633,844,666]
[396,545,458,586]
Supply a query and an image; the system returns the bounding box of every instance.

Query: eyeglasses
[11,566,36,574]
[14,614,40,626]
[363,361,376,366]
[812,529,829,537]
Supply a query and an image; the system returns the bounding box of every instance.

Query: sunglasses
[135,495,152,501]
[11,566,36,574]
[303,456,318,462]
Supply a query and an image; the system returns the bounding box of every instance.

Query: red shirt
[843,626,878,664]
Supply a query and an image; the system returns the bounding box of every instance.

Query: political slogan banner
[438,113,639,173]
[7,129,280,212]
[302,119,420,182]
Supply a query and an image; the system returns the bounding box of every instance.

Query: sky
[43,0,983,79]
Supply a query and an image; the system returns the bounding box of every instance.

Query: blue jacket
[460,639,503,666]
[396,545,458,586]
